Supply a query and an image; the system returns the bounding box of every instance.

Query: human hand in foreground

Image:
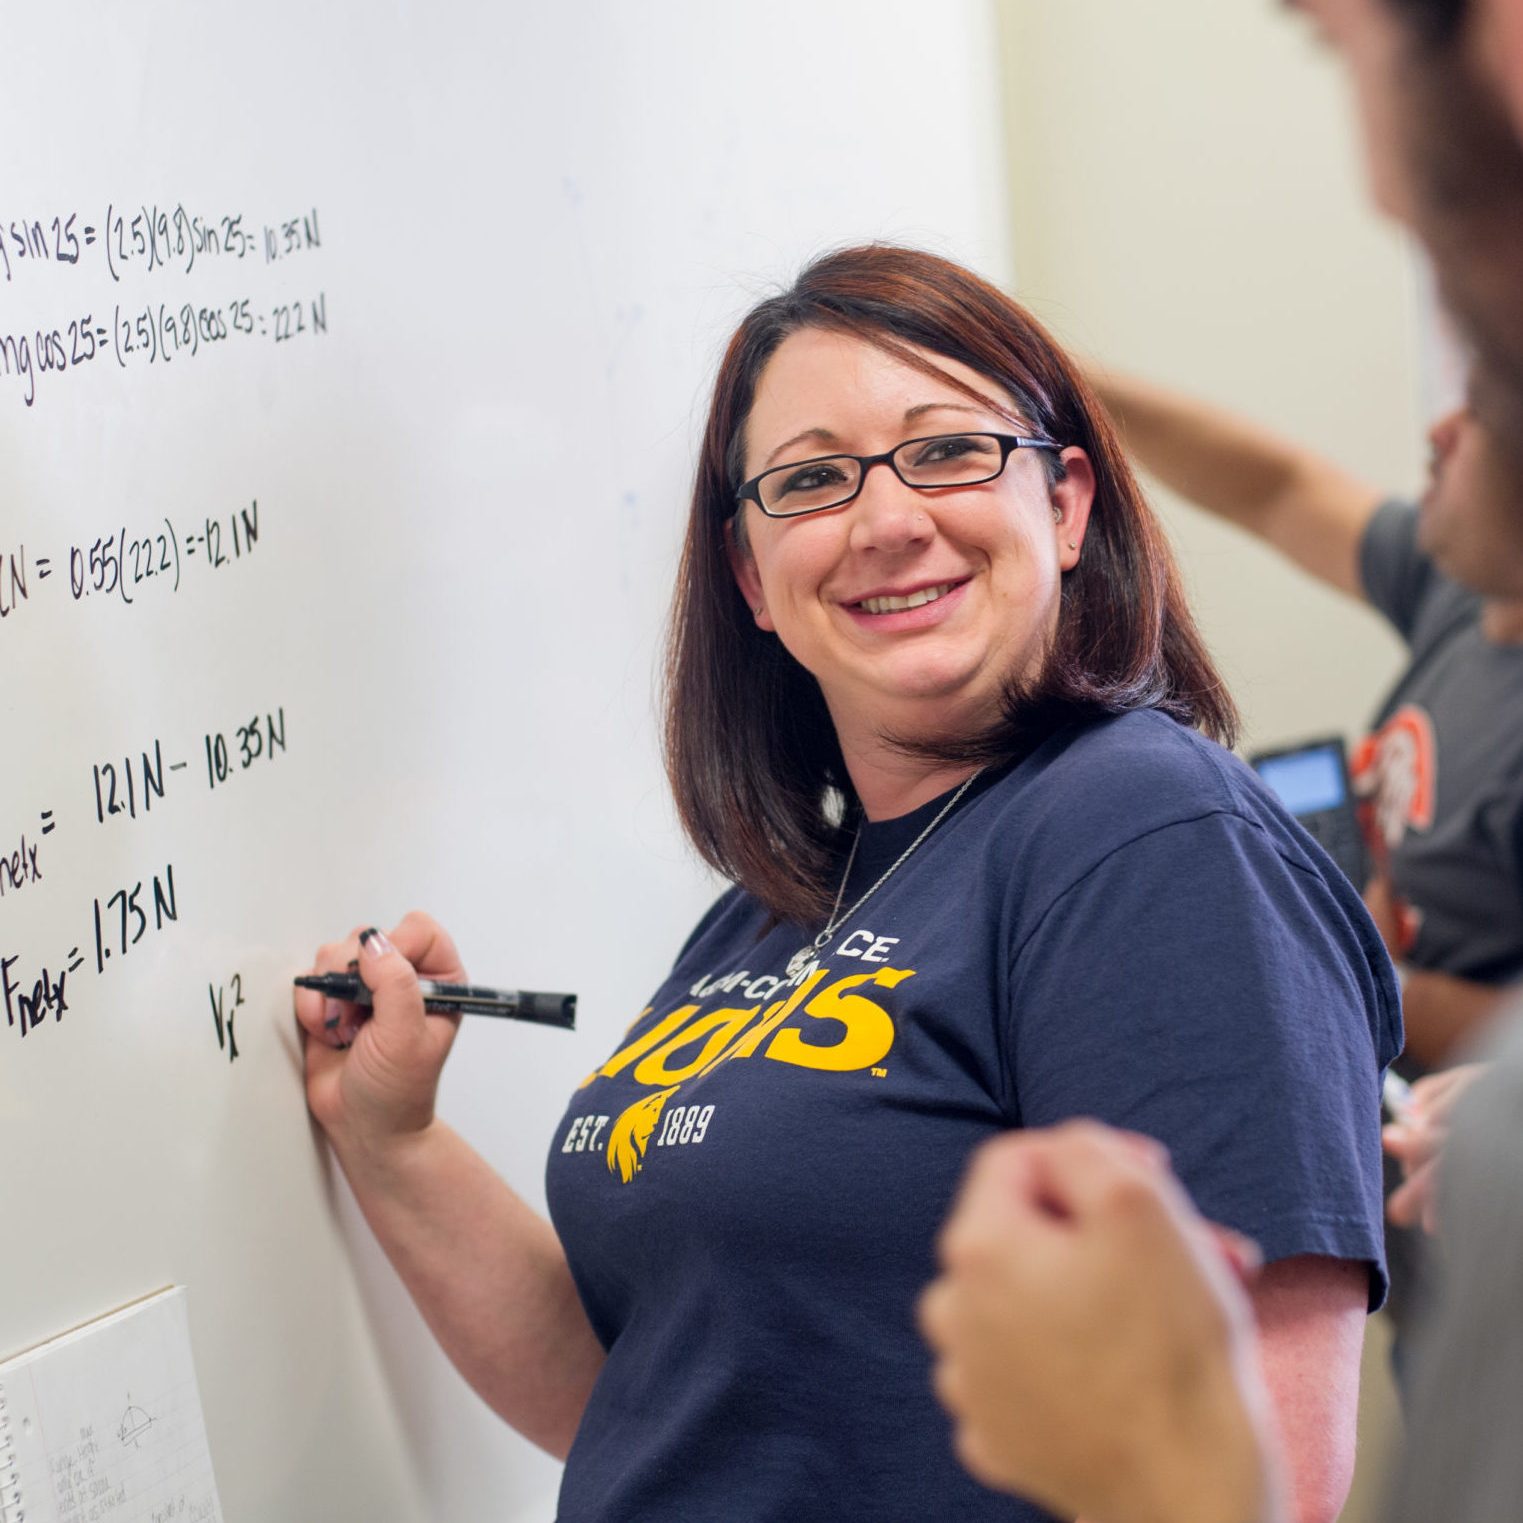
[920,1121,1286,1523]
[1384,1063,1487,1233]
[293,911,467,1160]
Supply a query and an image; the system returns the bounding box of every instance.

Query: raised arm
[294,913,605,1457]
[1091,368,1383,599]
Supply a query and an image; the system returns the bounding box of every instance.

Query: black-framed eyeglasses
[736,431,1062,519]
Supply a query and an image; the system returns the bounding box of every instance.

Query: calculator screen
[1254,745,1347,815]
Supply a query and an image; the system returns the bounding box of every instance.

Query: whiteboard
[0,4,1011,1517]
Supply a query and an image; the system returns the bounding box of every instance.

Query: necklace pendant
[785,945,816,980]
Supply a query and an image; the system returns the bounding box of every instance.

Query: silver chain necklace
[785,767,985,981]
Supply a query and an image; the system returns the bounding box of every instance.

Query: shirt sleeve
[1360,498,1437,639]
[1006,809,1391,1307]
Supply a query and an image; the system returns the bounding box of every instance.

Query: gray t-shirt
[1358,500,1523,983]
[1384,1004,1523,1523]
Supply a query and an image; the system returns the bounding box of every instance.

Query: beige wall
[994,0,1421,755]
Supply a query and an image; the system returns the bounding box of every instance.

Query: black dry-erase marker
[294,973,576,1029]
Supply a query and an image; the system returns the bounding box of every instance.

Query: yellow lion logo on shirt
[606,1087,679,1183]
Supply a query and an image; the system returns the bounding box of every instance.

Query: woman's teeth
[858,582,955,615]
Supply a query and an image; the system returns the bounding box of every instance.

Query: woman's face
[729,327,1094,748]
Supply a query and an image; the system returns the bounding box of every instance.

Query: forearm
[1093,370,1377,595]
[1398,969,1514,1069]
[1249,1257,1366,1523]
[334,1118,604,1457]
[1095,372,1301,524]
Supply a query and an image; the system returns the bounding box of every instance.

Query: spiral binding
[0,1384,24,1522]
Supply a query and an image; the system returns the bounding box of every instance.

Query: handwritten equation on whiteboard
[0,202,327,406]
[0,499,261,620]
[1,700,287,1063]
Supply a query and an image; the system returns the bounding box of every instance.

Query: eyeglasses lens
[760,457,860,515]
[895,433,1003,486]
[758,433,1006,516]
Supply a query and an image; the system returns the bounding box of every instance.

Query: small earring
[1066,541,1078,551]
[754,605,765,616]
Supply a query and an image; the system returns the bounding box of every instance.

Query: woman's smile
[846,576,971,620]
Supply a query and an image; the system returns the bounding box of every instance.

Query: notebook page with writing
[0,1288,222,1523]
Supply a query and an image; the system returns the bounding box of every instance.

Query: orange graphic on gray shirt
[1352,705,1437,853]
[1351,705,1434,958]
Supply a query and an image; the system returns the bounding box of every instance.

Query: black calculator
[1248,735,1369,889]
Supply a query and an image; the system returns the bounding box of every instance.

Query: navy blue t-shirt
[545,709,1401,1523]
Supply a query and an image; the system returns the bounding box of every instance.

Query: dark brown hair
[664,245,1236,926]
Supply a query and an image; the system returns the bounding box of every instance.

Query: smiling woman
[733,335,1085,779]
[296,244,1401,1523]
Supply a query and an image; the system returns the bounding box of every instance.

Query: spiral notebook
[0,1286,223,1523]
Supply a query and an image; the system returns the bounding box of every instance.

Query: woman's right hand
[293,911,467,1163]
